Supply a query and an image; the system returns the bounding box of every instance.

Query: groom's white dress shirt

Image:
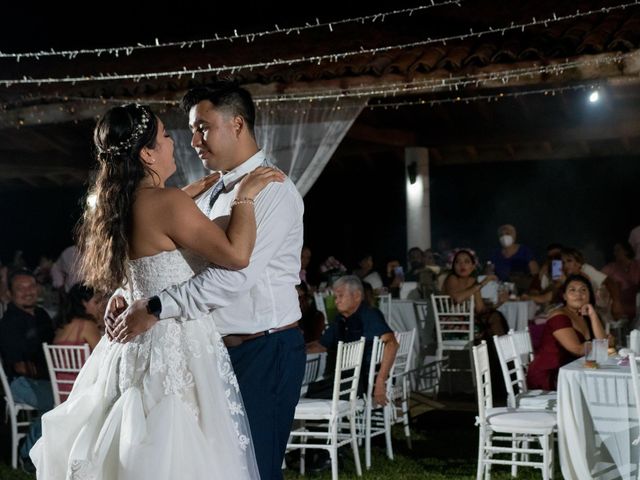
[158,150,304,335]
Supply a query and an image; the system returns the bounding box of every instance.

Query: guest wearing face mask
[489,224,539,290]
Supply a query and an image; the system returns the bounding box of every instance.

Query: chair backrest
[628,353,640,432]
[331,338,366,411]
[43,343,90,405]
[509,328,534,367]
[472,340,492,423]
[377,294,392,323]
[393,329,416,376]
[413,301,429,331]
[0,358,18,414]
[365,337,392,403]
[630,329,640,354]
[493,334,525,407]
[431,294,475,346]
[300,353,323,396]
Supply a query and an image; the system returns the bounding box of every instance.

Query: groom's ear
[232,115,245,138]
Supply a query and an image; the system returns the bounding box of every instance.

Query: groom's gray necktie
[205,178,225,215]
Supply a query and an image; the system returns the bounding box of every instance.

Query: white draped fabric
[255,98,367,196]
[558,357,639,479]
[167,98,367,196]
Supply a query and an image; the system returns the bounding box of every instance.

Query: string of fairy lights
[0,0,462,61]
[0,1,638,86]
[14,50,629,110]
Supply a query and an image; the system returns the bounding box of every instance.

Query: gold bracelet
[231,197,254,208]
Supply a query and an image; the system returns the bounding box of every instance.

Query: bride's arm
[163,167,284,270]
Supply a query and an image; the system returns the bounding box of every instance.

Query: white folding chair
[509,327,534,369]
[313,292,329,328]
[42,343,90,406]
[431,294,475,393]
[627,352,640,447]
[413,300,432,353]
[0,360,37,469]
[473,341,556,480]
[355,336,394,470]
[377,294,392,323]
[391,329,416,448]
[493,333,556,411]
[299,352,327,396]
[288,338,365,480]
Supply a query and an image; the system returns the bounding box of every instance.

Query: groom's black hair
[181,81,256,136]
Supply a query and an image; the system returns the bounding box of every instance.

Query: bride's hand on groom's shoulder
[182,172,221,199]
[237,167,286,199]
[110,298,158,343]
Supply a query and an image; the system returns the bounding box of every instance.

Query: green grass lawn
[283,409,549,480]
[0,408,553,479]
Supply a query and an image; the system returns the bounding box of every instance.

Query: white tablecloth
[498,300,536,331]
[558,357,639,479]
[388,299,422,373]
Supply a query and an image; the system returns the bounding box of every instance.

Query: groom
[109,82,305,480]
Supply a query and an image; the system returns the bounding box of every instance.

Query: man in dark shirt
[307,275,398,405]
[0,269,54,465]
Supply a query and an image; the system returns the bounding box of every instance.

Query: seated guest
[529,243,563,293]
[384,259,404,298]
[52,284,103,402]
[602,241,640,322]
[443,249,509,341]
[490,224,539,290]
[307,275,399,405]
[523,243,564,310]
[353,253,384,291]
[527,275,607,390]
[443,249,509,399]
[405,247,426,281]
[51,244,82,294]
[299,245,315,290]
[562,247,624,321]
[0,263,9,304]
[0,269,55,465]
[296,283,325,343]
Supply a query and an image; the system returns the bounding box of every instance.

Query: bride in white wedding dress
[31,103,284,479]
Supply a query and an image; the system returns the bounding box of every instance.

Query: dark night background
[1,2,638,273]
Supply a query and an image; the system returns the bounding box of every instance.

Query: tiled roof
[1,1,639,105]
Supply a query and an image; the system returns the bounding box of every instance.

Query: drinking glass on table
[593,338,608,363]
[584,341,594,362]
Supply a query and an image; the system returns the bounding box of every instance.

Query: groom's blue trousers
[228,327,305,480]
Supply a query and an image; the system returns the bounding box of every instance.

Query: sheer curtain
[166,98,367,196]
[255,98,367,196]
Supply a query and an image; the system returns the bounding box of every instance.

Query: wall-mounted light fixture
[407,161,418,185]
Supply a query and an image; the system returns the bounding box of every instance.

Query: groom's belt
[222,321,299,348]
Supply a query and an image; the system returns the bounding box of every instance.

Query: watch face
[147,296,161,317]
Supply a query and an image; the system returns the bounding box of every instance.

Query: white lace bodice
[128,249,208,300]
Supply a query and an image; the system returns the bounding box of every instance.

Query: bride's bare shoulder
[135,187,192,209]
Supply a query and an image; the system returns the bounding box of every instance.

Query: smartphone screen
[551,259,563,280]
[394,266,404,276]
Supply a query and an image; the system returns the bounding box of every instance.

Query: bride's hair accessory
[99,104,152,155]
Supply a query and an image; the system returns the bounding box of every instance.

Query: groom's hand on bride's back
[105,295,128,340]
[182,172,221,199]
[111,299,159,343]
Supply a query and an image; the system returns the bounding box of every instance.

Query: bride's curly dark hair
[76,104,158,294]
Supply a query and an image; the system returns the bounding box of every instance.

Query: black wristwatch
[146,295,162,319]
